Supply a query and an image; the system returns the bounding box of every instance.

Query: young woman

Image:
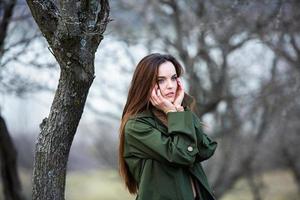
[119,53,217,200]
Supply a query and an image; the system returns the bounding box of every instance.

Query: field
[1,169,299,200]
[65,169,299,200]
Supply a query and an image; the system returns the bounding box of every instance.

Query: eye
[157,79,164,84]
[171,76,177,81]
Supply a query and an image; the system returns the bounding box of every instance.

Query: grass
[66,170,133,200]
[1,169,299,200]
[221,170,299,200]
[65,169,299,200]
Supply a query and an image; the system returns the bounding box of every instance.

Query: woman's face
[157,61,178,103]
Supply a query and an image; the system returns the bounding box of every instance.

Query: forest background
[0,0,299,200]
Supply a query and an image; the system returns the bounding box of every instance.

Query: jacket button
[187,146,193,152]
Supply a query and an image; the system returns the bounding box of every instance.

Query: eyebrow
[157,74,177,79]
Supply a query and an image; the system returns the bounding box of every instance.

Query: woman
[119,53,217,200]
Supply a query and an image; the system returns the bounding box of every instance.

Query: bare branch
[26,0,59,41]
[264,38,298,67]
[0,0,17,59]
[290,34,300,62]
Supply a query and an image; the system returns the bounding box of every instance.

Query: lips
[165,92,175,97]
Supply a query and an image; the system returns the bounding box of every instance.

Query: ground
[1,169,298,199]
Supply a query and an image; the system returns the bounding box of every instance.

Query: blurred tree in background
[0,0,38,199]
[109,0,300,199]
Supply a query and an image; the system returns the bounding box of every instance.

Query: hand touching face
[150,61,185,113]
[150,84,175,113]
[156,61,178,103]
[173,78,184,107]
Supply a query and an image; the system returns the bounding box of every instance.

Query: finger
[153,84,159,95]
[151,87,158,98]
[150,96,159,106]
[152,85,157,93]
[151,88,160,102]
[178,79,184,89]
[155,89,166,105]
[176,78,181,89]
[156,89,165,101]
[157,90,173,106]
[180,81,184,90]
[157,89,161,96]
[150,97,155,105]
[151,90,161,105]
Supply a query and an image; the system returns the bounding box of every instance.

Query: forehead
[158,61,176,76]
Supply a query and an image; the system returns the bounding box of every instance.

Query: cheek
[158,83,165,90]
[158,83,167,95]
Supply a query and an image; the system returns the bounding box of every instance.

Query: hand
[173,78,185,107]
[150,84,176,113]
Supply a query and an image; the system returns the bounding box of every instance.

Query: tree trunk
[0,115,26,200]
[0,0,16,60]
[246,166,264,200]
[0,1,25,199]
[282,139,300,195]
[26,1,110,199]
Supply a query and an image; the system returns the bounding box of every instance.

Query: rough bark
[0,115,25,200]
[25,0,110,199]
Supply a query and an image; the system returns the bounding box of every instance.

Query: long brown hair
[119,53,184,194]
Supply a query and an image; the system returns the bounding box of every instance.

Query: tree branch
[0,0,17,60]
[26,0,60,41]
[290,34,300,66]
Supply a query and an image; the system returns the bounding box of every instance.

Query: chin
[167,97,175,103]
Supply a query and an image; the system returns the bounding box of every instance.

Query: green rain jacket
[124,108,218,200]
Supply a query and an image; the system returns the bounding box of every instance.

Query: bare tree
[0,115,26,200]
[255,0,300,193]
[110,0,300,199]
[0,0,27,199]
[0,0,17,59]
[271,66,300,194]
[25,0,110,199]
[257,0,300,73]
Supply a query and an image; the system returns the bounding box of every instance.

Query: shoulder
[127,110,154,123]
[125,111,156,133]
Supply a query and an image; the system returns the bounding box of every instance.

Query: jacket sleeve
[192,113,218,162]
[125,110,199,166]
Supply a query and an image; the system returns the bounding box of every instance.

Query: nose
[166,79,175,89]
